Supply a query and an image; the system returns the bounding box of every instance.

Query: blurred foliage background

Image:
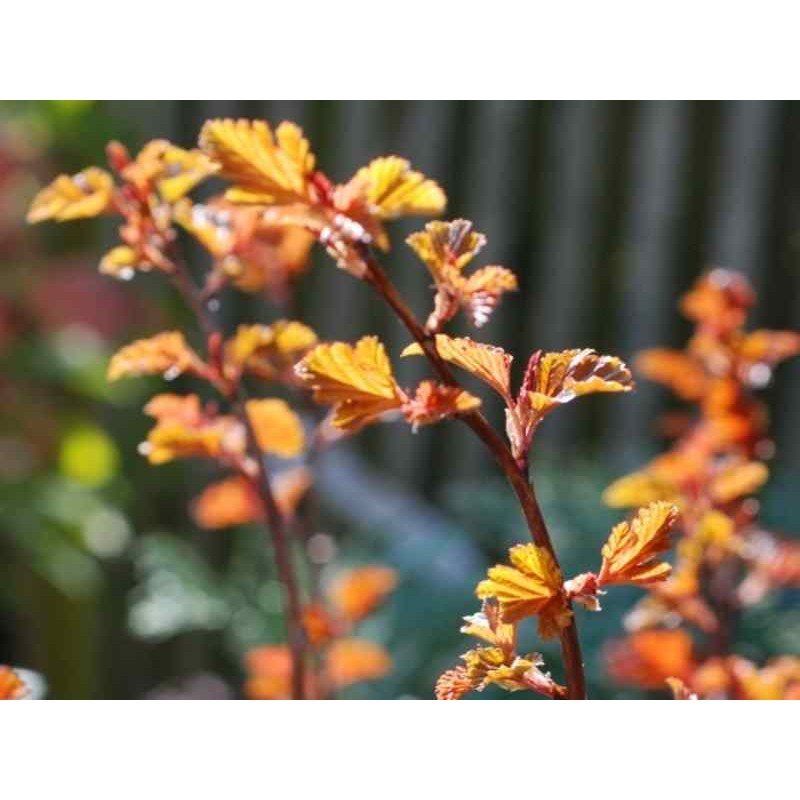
[1,100,798,699]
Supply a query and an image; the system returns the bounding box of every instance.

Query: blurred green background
[1,100,798,699]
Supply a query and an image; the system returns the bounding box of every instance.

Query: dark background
[1,100,798,698]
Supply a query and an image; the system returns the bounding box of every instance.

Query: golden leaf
[140,417,243,466]
[635,348,708,401]
[0,666,28,700]
[402,335,512,400]
[107,332,207,381]
[400,380,481,428]
[599,502,679,587]
[709,461,768,504]
[296,336,402,431]
[245,398,305,457]
[325,639,392,690]
[406,221,517,329]
[602,470,679,509]
[225,320,317,382]
[406,219,486,273]
[526,348,633,415]
[329,566,398,623]
[99,245,139,279]
[349,156,446,221]
[476,543,568,636]
[143,393,204,426]
[199,119,314,204]
[27,167,114,223]
[155,145,219,202]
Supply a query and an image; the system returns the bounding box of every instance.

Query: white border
[4,2,800,99]
[1,700,795,796]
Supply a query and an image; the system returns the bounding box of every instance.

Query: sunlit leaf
[602,470,679,509]
[107,331,207,382]
[349,156,445,221]
[225,320,317,382]
[400,380,481,428]
[245,398,305,457]
[406,219,486,273]
[296,336,402,431]
[27,167,114,223]
[328,566,398,623]
[402,334,512,400]
[476,543,569,637]
[525,348,633,415]
[599,502,678,587]
[325,639,392,690]
[636,348,708,401]
[199,119,315,204]
[606,629,695,690]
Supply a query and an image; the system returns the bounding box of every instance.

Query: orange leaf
[599,502,678,587]
[606,630,695,689]
[525,348,633,415]
[0,666,28,700]
[192,476,262,529]
[107,332,207,382]
[636,348,708,401]
[325,639,392,690]
[296,336,403,431]
[402,335,512,400]
[400,380,481,428]
[245,398,305,457]
[328,566,398,623]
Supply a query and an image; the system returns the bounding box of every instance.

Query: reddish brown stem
[168,258,307,700]
[362,248,587,699]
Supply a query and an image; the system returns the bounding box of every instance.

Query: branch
[360,246,587,699]
[168,255,308,700]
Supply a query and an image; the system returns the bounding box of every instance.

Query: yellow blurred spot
[59,425,119,487]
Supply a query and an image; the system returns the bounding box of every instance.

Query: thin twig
[167,256,307,699]
[360,246,587,699]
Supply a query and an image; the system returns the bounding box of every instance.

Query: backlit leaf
[245,398,305,457]
[325,639,392,690]
[526,348,633,415]
[402,334,512,400]
[296,336,402,431]
[399,380,481,428]
[199,119,314,204]
[349,156,445,220]
[27,167,114,223]
[476,543,568,636]
[328,566,398,623]
[599,502,679,587]
[107,332,207,381]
